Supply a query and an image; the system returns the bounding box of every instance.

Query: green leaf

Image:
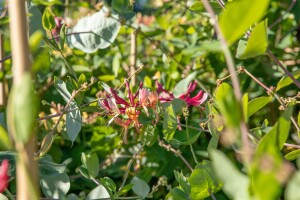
[163,102,177,141]
[285,150,300,161]
[248,96,272,118]
[172,129,201,145]
[276,69,300,91]
[189,161,222,199]
[174,171,190,194]
[167,187,189,200]
[285,171,300,200]
[66,6,121,53]
[100,177,116,194]
[257,106,293,153]
[7,73,39,143]
[141,124,158,146]
[131,176,150,199]
[0,193,8,200]
[28,4,44,36]
[66,104,82,143]
[54,77,72,103]
[40,172,70,198]
[0,125,11,150]
[66,194,80,200]
[211,150,250,200]
[37,132,54,157]
[236,19,268,59]
[42,9,56,30]
[86,153,100,178]
[86,185,110,200]
[214,83,241,127]
[115,184,133,197]
[242,93,249,123]
[59,23,66,50]
[219,0,270,46]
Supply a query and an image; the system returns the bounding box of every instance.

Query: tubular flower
[148,91,159,108]
[139,88,149,116]
[0,159,9,193]
[178,81,208,107]
[156,80,207,107]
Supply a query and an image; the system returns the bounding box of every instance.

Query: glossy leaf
[189,161,222,199]
[66,104,82,143]
[248,96,273,118]
[276,69,300,91]
[219,0,270,46]
[236,19,268,59]
[42,9,56,30]
[141,124,158,146]
[86,185,110,200]
[66,6,121,53]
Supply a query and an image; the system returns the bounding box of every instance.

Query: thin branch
[158,139,193,172]
[266,50,300,89]
[0,54,11,63]
[201,0,251,163]
[284,143,300,149]
[118,145,144,192]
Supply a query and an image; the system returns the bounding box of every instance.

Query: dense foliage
[1,0,300,199]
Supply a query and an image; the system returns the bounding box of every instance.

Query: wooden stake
[130,30,137,86]
[0,34,6,107]
[8,0,39,199]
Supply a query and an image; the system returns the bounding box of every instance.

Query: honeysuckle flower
[156,81,207,107]
[0,159,9,193]
[148,91,159,108]
[179,81,208,107]
[139,88,149,116]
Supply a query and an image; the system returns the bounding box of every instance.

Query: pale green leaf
[131,176,150,199]
[248,96,273,118]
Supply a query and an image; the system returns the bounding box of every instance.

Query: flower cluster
[99,80,207,144]
[0,159,9,193]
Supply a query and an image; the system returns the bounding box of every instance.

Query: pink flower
[148,91,159,108]
[139,88,149,107]
[179,81,208,106]
[0,160,9,193]
[156,81,207,106]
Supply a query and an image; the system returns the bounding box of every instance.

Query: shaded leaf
[131,176,150,199]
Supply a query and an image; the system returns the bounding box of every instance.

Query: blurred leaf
[66,6,121,53]
[285,150,300,161]
[0,126,11,150]
[131,176,150,199]
[40,173,70,198]
[86,185,110,200]
[28,4,44,36]
[182,41,221,56]
[189,161,222,199]
[276,69,300,91]
[7,73,38,143]
[248,96,272,118]
[42,9,56,30]
[66,104,81,143]
[285,171,300,200]
[242,93,249,123]
[0,193,8,200]
[236,19,268,59]
[66,194,80,200]
[219,0,270,46]
[257,106,293,153]
[59,23,66,50]
[115,184,133,197]
[167,187,189,200]
[211,150,250,200]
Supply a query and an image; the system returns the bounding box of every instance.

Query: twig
[269,0,297,29]
[202,0,251,163]
[241,67,300,133]
[115,64,144,90]
[118,145,144,192]
[158,139,193,172]
[284,143,300,149]
[266,50,300,89]
[208,188,217,200]
[0,54,11,63]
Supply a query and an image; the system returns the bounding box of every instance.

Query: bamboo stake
[130,30,137,86]
[8,1,39,199]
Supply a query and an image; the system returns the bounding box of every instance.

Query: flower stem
[186,118,198,164]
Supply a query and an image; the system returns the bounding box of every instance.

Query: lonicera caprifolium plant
[1,0,300,199]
